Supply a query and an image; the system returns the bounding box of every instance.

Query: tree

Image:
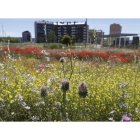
[61,35,71,46]
[37,36,45,43]
[47,31,56,43]
[88,29,96,44]
[132,37,139,49]
[0,37,20,43]
[71,36,76,45]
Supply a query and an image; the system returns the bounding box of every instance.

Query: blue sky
[0,18,140,38]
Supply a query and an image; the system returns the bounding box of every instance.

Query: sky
[0,18,140,38]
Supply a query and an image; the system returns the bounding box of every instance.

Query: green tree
[0,37,20,43]
[61,35,71,46]
[37,37,45,43]
[47,31,56,43]
[71,36,76,45]
[89,29,96,44]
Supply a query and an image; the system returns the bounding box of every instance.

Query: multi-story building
[96,30,104,44]
[22,31,31,42]
[34,20,89,43]
[110,23,122,35]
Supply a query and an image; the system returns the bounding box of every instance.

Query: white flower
[0,77,8,81]
[0,102,5,110]
[109,110,116,115]
[35,101,45,106]
[119,82,128,88]
[119,103,128,109]
[21,102,27,107]
[45,57,50,62]
[135,108,140,113]
[31,116,39,121]
[0,63,4,69]
[19,101,30,110]
[54,102,61,109]
[11,112,15,115]
[17,94,23,102]
[24,106,30,110]
[41,50,50,56]
[46,64,50,68]
[108,117,115,121]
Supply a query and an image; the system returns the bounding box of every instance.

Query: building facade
[22,31,31,42]
[34,20,89,43]
[110,23,122,35]
[96,30,104,45]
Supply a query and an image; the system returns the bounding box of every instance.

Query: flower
[120,103,128,109]
[0,102,5,110]
[122,114,131,122]
[54,102,61,109]
[61,79,70,92]
[40,86,48,97]
[59,57,65,63]
[78,82,89,98]
[24,106,30,110]
[47,75,59,85]
[31,116,39,121]
[45,57,50,62]
[46,64,50,68]
[41,50,50,56]
[109,110,116,115]
[11,112,15,115]
[35,101,45,106]
[108,117,115,121]
[0,63,4,69]
[20,102,30,110]
[119,82,128,88]
[17,94,23,102]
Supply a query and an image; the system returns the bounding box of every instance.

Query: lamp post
[44,23,47,43]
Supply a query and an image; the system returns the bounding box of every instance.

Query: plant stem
[62,91,67,121]
[62,62,66,78]
[69,56,74,80]
[83,98,86,121]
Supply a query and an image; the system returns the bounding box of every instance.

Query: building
[34,20,89,43]
[96,30,104,45]
[22,31,32,42]
[103,23,138,48]
[132,36,139,47]
[110,23,122,35]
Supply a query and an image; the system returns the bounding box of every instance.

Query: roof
[35,21,86,25]
[35,21,53,24]
[104,33,138,37]
[22,31,31,33]
[54,22,86,25]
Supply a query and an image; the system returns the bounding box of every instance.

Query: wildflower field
[0,46,140,121]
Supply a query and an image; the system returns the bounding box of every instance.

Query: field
[0,45,140,121]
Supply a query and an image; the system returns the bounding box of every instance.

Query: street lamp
[44,23,47,43]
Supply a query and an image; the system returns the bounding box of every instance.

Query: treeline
[0,37,21,43]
